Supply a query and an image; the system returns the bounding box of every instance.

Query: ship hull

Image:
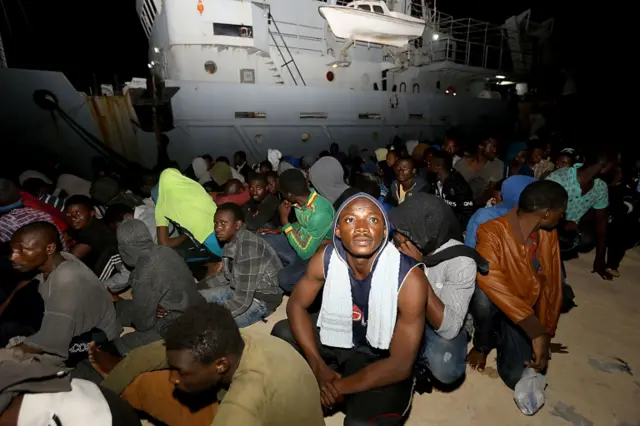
[0,68,509,177]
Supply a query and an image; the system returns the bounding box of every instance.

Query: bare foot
[466,347,488,372]
[88,342,123,378]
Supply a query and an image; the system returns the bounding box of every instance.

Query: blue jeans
[261,234,309,292]
[198,286,269,328]
[419,325,468,385]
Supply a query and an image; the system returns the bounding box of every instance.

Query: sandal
[606,268,620,278]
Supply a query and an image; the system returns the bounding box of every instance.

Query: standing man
[272,193,428,425]
[546,147,617,279]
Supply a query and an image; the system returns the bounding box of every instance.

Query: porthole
[204,61,217,75]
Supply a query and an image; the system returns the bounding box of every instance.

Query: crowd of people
[0,133,636,425]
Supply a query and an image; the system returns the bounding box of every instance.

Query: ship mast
[0,25,7,67]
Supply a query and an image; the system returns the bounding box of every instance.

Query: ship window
[240,69,255,84]
[300,112,328,119]
[358,5,371,11]
[359,113,382,119]
[235,112,266,118]
[373,83,379,91]
[399,83,407,92]
[372,5,384,13]
[409,114,424,120]
[413,84,420,93]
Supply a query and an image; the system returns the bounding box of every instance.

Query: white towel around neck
[317,243,401,350]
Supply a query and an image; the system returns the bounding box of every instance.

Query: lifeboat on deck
[319,0,426,48]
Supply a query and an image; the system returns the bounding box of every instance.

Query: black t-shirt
[73,219,118,275]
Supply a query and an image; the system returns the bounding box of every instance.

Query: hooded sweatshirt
[465,175,536,248]
[117,219,205,332]
[389,193,484,339]
[321,192,422,348]
[309,156,350,204]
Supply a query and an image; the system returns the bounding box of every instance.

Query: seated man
[260,169,334,292]
[113,219,205,354]
[198,204,283,327]
[64,195,121,281]
[425,150,475,229]
[213,179,250,206]
[10,221,121,366]
[390,193,485,386]
[242,173,280,231]
[474,181,566,389]
[91,304,325,426]
[271,193,428,425]
[387,156,428,206]
[264,171,279,196]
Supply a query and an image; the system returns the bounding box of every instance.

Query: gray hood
[309,156,350,203]
[117,219,155,267]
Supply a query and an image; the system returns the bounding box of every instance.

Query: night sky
[0,0,570,90]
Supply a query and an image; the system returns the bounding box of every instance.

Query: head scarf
[192,158,212,184]
[90,176,120,205]
[499,175,536,210]
[277,161,295,175]
[301,155,317,169]
[117,219,155,267]
[209,162,233,186]
[18,170,53,186]
[405,140,419,156]
[309,156,350,203]
[267,149,282,171]
[374,148,388,162]
[412,143,429,162]
[389,192,461,255]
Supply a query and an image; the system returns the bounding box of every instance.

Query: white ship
[0,1,552,176]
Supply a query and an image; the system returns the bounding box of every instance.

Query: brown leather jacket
[475,210,563,338]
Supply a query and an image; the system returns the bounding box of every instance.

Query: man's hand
[563,221,580,233]
[320,380,344,409]
[279,200,292,224]
[592,257,613,280]
[526,334,550,372]
[310,359,342,407]
[258,227,282,235]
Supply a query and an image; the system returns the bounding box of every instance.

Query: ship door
[381,70,388,92]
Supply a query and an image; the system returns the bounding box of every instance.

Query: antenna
[0,27,6,68]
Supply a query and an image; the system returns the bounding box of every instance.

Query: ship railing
[405,13,529,73]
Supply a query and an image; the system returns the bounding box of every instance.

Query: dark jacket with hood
[116,219,204,332]
[423,170,475,229]
[387,175,428,206]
